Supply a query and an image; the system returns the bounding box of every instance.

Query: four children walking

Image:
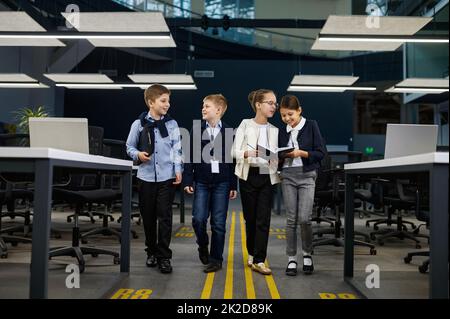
[127,84,326,276]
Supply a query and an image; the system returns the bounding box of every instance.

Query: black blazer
[183,120,237,190]
[278,119,326,172]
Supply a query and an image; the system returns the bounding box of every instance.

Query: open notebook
[248,144,294,158]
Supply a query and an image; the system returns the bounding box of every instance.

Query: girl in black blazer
[278,95,326,275]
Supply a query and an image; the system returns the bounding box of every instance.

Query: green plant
[13,106,50,134]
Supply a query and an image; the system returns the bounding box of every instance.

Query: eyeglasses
[261,101,279,108]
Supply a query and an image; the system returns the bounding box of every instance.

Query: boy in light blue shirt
[126,84,183,274]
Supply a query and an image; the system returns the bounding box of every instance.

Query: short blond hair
[144,84,170,107]
[203,94,228,116]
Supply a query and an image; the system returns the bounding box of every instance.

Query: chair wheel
[370,248,377,255]
[1,253,8,258]
[113,256,120,264]
[374,226,379,231]
[132,233,139,239]
[370,234,376,241]
[91,253,98,257]
[404,256,412,264]
[413,228,420,235]
[81,239,88,244]
[365,222,370,228]
[11,242,18,247]
[67,217,72,223]
[411,224,416,229]
[90,218,96,224]
[418,264,428,274]
[415,244,421,249]
[318,233,323,238]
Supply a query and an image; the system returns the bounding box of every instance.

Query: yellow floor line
[223,211,236,299]
[264,260,281,299]
[200,272,215,299]
[240,212,256,299]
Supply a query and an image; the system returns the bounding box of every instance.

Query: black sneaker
[146,255,157,268]
[198,246,209,265]
[203,262,222,273]
[158,258,172,274]
[303,256,314,275]
[285,261,298,276]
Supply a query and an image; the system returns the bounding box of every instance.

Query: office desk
[344,152,449,299]
[0,147,133,299]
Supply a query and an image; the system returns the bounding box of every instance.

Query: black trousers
[138,179,175,259]
[239,168,274,264]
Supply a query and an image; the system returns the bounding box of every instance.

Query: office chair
[312,152,376,255]
[370,179,423,248]
[0,183,32,258]
[404,185,431,273]
[49,188,121,273]
[103,138,141,226]
[66,126,114,224]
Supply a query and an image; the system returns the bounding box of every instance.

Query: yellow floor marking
[223,211,236,299]
[240,212,256,299]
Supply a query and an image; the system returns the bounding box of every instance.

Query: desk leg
[429,165,449,299]
[344,174,354,278]
[30,160,53,299]
[120,170,131,273]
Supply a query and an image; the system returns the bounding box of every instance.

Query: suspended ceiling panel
[0,12,65,46]
[311,15,432,51]
[61,12,176,47]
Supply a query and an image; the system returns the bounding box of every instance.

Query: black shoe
[303,256,314,275]
[198,246,209,265]
[146,255,157,268]
[158,258,172,274]
[285,261,298,276]
[203,262,222,273]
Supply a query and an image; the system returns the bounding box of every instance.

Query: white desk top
[0,147,133,167]
[345,152,449,171]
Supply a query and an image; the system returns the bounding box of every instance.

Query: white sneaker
[247,255,253,267]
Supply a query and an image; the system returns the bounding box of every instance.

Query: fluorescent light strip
[386,87,449,94]
[55,83,123,89]
[0,35,171,40]
[288,85,376,92]
[0,82,48,88]
[319,34,449,44]
[56,83,197,90]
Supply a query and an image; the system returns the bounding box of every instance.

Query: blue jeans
[192,181,230,264]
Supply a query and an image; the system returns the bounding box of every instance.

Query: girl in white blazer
[231,89,281,275]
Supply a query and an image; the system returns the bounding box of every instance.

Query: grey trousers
[281,167,317,256]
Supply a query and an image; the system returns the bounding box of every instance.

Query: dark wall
[64,58,354,147]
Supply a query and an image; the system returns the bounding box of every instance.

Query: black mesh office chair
[312,151,376,255]
[0,180,32,258]
[104,138,141,226]
[80,135,138,242]
[370,179,423,248]
[49,188,121,273]
[404,186,431,273]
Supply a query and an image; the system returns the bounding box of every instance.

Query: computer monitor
[29,117,89,154]
[384,123,438,159]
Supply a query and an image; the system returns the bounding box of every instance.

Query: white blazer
[231,119,280,185]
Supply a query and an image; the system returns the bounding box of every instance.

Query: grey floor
[0,194,431,299]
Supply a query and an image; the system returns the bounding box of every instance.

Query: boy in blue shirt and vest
[183,94,237,273]
[126,84,183,274]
